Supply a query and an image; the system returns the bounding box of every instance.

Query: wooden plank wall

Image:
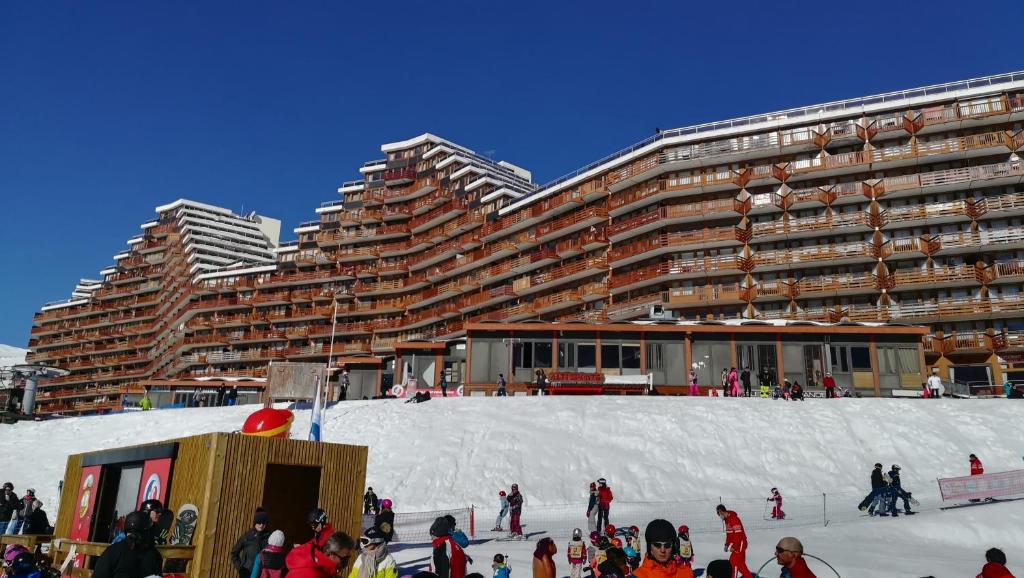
[201,434,367,578]
[54,453,83,539]
[54,433,367,578]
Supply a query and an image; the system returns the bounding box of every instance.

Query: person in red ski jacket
[971,454,984,475]
[716,505,752,578]
[774,537,817,578]
[767,488,785,520]
[596,478,613,532]
[822,373,837,398]
[977,547,1016,578]
[430,517,467,578]
[285,531,354,578]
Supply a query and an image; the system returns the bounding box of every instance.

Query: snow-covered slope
[5,397,1024,576]
[8,397,1024,513]
[0,344,28,367]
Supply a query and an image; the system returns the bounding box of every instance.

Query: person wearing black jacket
[230,509,270,578]
[374,499,395,542]
[857,463,886,513]
[20,500,51,534]
[93,511,162,578]
[0,483,21,534]
[740,368,752,397]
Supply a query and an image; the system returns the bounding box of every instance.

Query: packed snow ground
[3,396,1023,576]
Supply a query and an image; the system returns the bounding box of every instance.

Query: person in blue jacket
[444,515,470,548]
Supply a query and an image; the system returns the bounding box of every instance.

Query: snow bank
[0,344,28,367]
[8,397,1024,513]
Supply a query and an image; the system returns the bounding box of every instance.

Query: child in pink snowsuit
[729,367,740,397]
[688,371,700,396]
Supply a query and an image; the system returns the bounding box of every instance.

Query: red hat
[499,490,506,496]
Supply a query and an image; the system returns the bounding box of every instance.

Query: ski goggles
[649,541,673,549]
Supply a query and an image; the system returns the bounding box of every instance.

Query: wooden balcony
[535,205,608,242]
[608,228,741,266]
[664,283,744,306]
[982,260,1024,284]
[795,273,877,297]
[607,198,737,241]
[606,293,664,320]
[458,284,517,313]
[315,224,411,247]
[939,330,991,354]
[891,264,977,289]
[469,302,536,323]
[533,287,585,314]
[554,229,608,258]
[556,309,609,323]
[383,167,416,186]
[753,241,873,269]
[610,255,743,292]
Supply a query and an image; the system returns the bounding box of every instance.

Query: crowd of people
[0,483,51,537]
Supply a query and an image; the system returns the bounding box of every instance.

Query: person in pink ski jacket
[729,368,740,397]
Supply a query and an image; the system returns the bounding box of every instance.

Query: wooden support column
[869,337,881,398]
[639,332,647,374]
[917,341,927,387]
[465,334,474,393]
[433,352,443,390]
[684,333,693,378]
[776,335,785,386]
[730,333,737,368]
[551,330,559,373]
[595,332,602,373]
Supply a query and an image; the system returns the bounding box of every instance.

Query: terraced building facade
[26,71,1024,412]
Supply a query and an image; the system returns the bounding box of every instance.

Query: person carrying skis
[430,517,467,578]
[495,490,509,531]
[596,478,613,532]
[364,488,379,515]
[586,483,598,533]
[858,463,886,514]
[567,528,588,578]
[767,488,785,520]
[508,484,524,539]
[716,505,752,578]
[632,519,694,578]
[886,465,914,516]
[492,554,511,578]
[676,525,693,568]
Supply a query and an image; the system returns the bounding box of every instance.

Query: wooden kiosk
[53,432,367,577]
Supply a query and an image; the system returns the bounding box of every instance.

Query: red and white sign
[71,466,102,567]
[136,458,173,508]
[938,469,1024,501]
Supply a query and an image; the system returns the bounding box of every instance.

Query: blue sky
[1,0,1021,347]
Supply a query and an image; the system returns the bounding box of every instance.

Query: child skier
[676,524,693,567]
[767,487,785,520]
[492,554,510,578]
[567,528,588,578]
[586,482,598,533]
[508,484,524,540]
[494,490,509,531]
[588,534,610,577]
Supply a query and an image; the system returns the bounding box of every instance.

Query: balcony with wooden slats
[891,264,978,290]
[609,228,742,268]
[753,241,874,271]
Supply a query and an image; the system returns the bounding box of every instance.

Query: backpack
[258,551,285,578]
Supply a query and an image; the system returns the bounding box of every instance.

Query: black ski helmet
[307,508,328,526]
[140,499,162,514]
[644,519,677,556]
[123,512,149,537]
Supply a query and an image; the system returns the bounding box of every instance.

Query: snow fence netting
[361,507,472,543]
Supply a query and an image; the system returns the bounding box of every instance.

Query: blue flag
[309,376,323,442]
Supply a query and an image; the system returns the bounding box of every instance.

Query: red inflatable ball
[241,408,294,438]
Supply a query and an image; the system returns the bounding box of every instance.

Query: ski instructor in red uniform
[716,505,752,578]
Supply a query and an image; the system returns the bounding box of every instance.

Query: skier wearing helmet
[585,483,598,533]
[494,490,509,531]
[596,479,613,533]
[567,528,588,578]
[93,511,163,578]
[508,484,524,539]
[767,488,785,520]
[307,508,335,549]
[375,499,395,542]
[675,525,693,567]
[632,519,694,578]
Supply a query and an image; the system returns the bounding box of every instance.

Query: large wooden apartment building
[26,71,1024,413]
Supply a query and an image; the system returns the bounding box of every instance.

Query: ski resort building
[26,71,1024,413]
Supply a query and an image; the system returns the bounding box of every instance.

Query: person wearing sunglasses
[286,531,355,578]
[631,519,694,578]
[348,527,397,578]
[774,537,816,578]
